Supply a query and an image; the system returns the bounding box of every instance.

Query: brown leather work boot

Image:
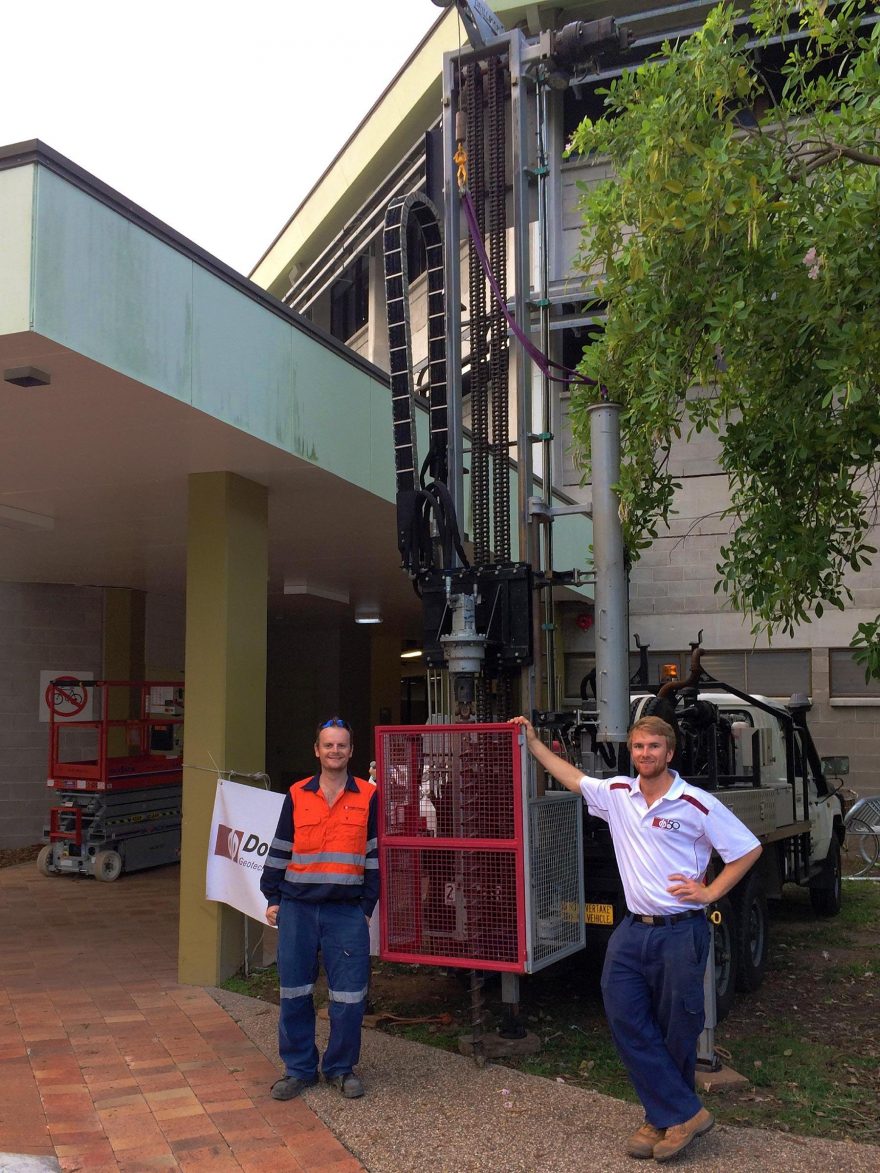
[652,1107,715,1161]
[625,1121,665,1159]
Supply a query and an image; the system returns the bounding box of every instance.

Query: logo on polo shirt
[652,817,681,831]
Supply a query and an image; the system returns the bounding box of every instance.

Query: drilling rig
[375,1,846,1065]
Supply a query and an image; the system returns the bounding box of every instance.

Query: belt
[628,909,705,926]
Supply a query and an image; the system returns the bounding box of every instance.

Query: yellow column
[178,472,268,985]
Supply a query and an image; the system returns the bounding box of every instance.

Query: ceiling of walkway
[0,332,421,632]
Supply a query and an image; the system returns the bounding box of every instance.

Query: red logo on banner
[214,824,243,862]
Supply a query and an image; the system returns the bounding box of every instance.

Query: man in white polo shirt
[512,713,761,1162]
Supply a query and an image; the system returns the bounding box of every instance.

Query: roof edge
[0,138,390,387]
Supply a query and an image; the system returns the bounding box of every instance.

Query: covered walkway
[0,862,362,1172]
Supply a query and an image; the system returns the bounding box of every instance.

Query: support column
[102,588,146,751]
[102,587,146,682]
[179,472,268,985]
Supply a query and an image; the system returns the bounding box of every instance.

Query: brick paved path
[0,861,362,1173]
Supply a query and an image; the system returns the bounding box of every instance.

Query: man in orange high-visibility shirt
[261,717,378,1101]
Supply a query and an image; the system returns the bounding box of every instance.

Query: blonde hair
[627,715,676,753]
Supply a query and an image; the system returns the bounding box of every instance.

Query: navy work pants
[601,913,710,1128]
[276,899,370,1080]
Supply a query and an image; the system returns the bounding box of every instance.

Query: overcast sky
[0,1,442,275]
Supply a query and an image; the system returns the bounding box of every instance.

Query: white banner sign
[206,778,284,922]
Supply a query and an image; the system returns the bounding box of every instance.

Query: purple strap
[460,190,599,390]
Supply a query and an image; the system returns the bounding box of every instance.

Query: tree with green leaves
[567,0,880,675]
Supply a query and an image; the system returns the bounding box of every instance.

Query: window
[829,648,880,699]
[330,254,369,342]
[688,650,810,697]
[563,649,810,701]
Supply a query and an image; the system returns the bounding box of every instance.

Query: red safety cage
[376,723,528,973]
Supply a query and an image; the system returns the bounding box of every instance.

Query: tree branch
[803,142,880,172]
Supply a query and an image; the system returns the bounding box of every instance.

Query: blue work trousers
[601,914,710,1128]
[276,899,370,1080]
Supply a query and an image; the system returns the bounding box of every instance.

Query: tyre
[733,870,768,992]
[810,837,842,916]
[37,845,58,876]
[711,895,738,1023]
[93,849,123,882]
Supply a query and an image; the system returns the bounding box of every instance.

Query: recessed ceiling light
[355,611,383,625]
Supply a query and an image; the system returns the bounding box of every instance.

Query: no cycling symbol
[46,677,89,718]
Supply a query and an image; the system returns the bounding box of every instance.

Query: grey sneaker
[270,1074,319,1100]
[328,1071,365,1098]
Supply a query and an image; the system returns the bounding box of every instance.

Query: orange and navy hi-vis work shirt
[260,774,379,917]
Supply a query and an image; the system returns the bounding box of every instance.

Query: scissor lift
[38,680,184,881]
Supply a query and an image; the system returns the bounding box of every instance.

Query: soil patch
[0,844,41,869]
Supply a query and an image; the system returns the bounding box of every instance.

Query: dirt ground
[0,844,42,868]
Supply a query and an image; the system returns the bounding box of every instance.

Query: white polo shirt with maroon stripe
[579,769,760,916]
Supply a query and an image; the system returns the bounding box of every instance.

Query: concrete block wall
[0,582,103,848]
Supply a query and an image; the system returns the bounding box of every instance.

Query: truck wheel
[809,837,842,917]
[712,895,738,1023]
[37,845,59,876]
[94,850,123,882]
[733,871,768,992]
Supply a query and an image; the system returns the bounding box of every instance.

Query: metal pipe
[587,401,629,741]
[509,30,539,716]
[535,73,558,713]
[442,51,466,537]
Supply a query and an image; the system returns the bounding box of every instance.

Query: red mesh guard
[376,724,526,972]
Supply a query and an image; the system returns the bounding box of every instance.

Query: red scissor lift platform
[39,680,184,881]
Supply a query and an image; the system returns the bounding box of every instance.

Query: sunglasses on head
[319,717,351,732]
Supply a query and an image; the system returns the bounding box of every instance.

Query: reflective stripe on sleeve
[271,836,293,851]
[364,858,379,870]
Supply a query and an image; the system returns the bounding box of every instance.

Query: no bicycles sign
[38,669,95,723]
